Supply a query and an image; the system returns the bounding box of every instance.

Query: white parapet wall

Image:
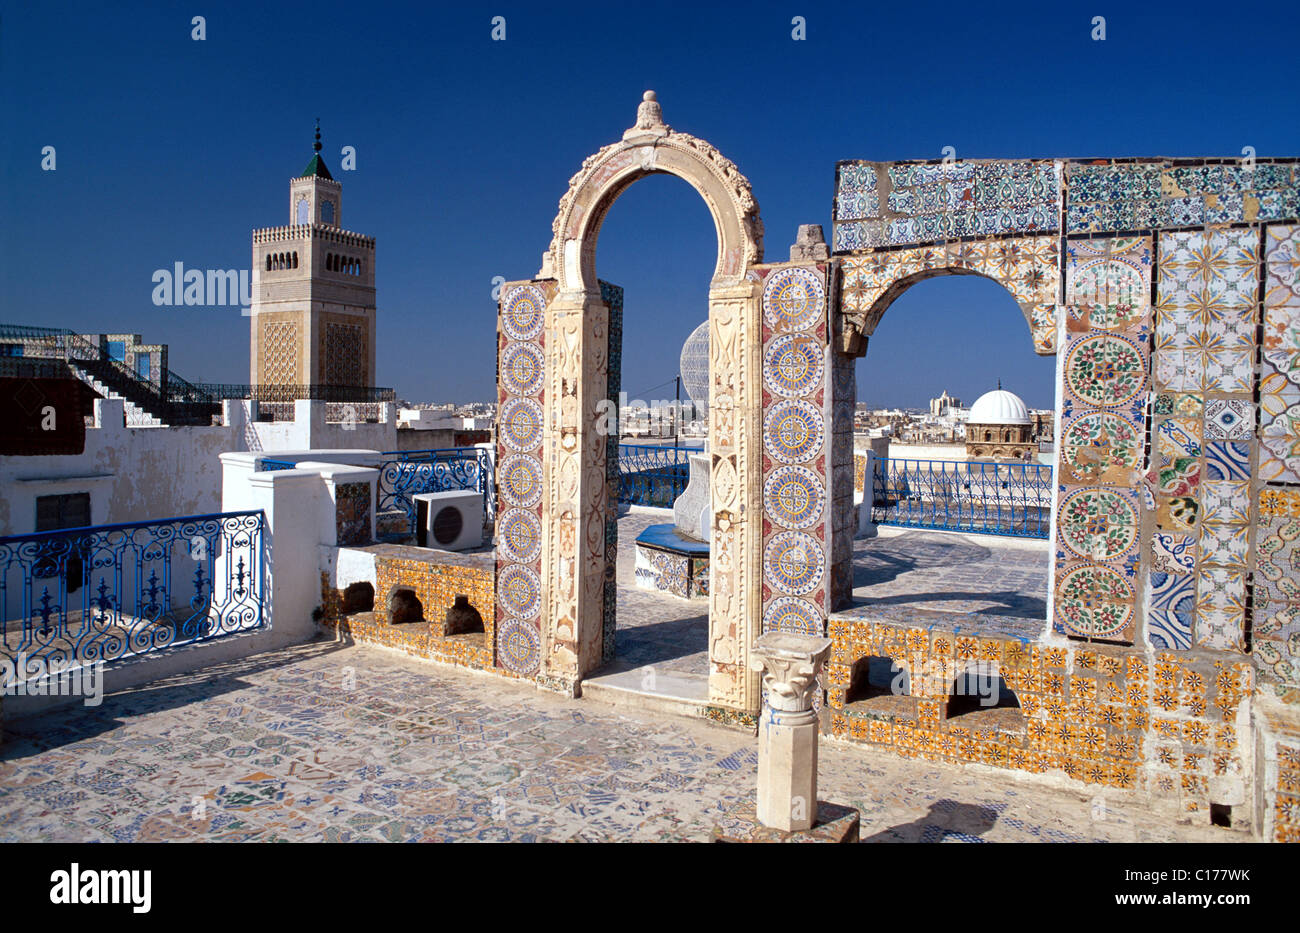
[0,398,395,538]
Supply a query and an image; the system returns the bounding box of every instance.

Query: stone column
[750,632,833,832]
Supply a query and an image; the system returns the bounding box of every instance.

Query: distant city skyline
[4,3,1297,405]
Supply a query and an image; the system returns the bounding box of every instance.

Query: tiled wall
[826,607,1253,826]
[1055,237,1152,644]
[318,550,499,673]
[757,264,834,639]
[495,282,551,676]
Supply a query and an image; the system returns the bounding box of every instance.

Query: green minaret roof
[299,119,333,179]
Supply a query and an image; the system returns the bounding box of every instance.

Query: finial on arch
[626,89,670,139]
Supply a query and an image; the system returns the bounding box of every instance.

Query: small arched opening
[945,665,1025,733]
[342,581,374,615]
[388,587,423,625]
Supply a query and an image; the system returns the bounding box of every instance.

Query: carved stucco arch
[857,267,1047,356]
[534,92,767,715]
[548,91,764,294]
[840,239,1061,357]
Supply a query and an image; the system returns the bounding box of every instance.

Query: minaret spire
[313,118,322,153]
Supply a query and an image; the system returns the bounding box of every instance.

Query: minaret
[249,122,377,389]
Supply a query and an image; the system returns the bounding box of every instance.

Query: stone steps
[580,664,711,721]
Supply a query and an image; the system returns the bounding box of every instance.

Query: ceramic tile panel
[495,281,552,677]
[840,237,1059,353]
[759,264,832,641]
[1065,237,1152,334]
[826,608,1250,818]
[832,159,1061,252]
[1066,160,1298,234]
[601,281,623,662]
[1262,226,1300,482]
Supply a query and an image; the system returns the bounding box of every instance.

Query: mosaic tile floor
[609,509,708,675]
[606,513,1050,679]
[0,641,1239,843]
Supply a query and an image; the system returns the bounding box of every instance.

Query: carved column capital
[750,632,832,712]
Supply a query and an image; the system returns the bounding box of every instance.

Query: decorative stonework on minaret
[249,123,377,388]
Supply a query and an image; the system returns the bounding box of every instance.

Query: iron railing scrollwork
[377,448,495,538]
[0,510,266,668]
[616,444,699,508]
[871,457,1052,539]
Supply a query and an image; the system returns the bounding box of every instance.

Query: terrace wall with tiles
[824,609,1254,828]
[829,157,1300,830]
[318,549,500,674]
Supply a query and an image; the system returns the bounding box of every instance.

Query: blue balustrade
[259,458,296,471]
[871,458,1052,539]
[377,447,495,537]
[617,444,700,508]
[0,511,266,668]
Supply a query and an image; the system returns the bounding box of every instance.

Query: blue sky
[4,1,1298,408]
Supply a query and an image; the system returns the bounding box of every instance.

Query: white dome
[968,389,1030,425]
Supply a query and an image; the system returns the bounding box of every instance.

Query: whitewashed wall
[0,398,395,536]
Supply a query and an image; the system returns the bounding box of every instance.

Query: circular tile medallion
[763,333,824,398]
[1055,564,1134,639]
[498,454,542,508]
[763,464,825,530]
[762,267,825,333]
[498,508,542,564]
[1063,333,1145,409]
[502,285,546,341]
[762,596,822,636]
[1058,487,1138,561]
[498,397,544,452]
[500,341,545,397]
[497,564,541,619]
[763,399,824,464]
[763,530,825,596]
[497,618,541,674]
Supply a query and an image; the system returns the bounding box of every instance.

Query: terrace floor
[587,511,1051,698]
[0,641,1238,843]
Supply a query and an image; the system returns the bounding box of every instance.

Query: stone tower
[249,123,376,388]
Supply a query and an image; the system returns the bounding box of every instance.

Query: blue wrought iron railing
[617,444,700,508]
[259,458,297,471]
[871,458,1052,539]
[0,510,266,668]
[377,448,495,538]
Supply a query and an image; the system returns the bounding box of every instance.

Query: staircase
[1,325,220,427]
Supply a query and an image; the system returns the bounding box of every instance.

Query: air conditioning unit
[414,491,484,551]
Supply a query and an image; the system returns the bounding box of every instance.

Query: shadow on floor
[609,613,708,668]
[0,637,349,759]
[861,799,1003,843]
[852,589,1047,619]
